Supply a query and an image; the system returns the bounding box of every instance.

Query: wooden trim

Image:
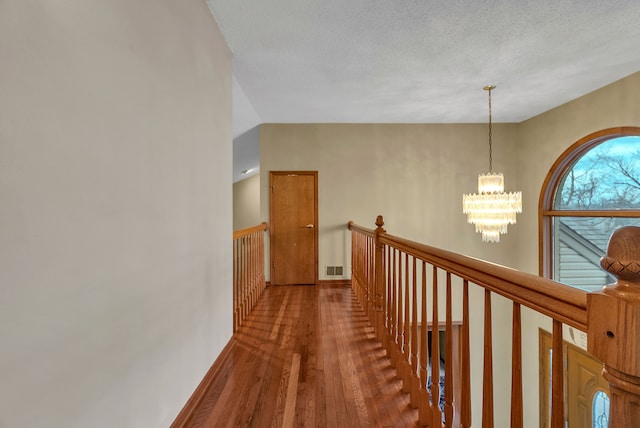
[542,209,640,217]
[550,321,565,428]
[171,339,236,428]
[318,279,351,286]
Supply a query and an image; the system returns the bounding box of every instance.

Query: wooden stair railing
[348,216,640,428]
[233,222,268,332]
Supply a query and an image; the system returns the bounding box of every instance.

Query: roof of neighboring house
[559,217,612,255]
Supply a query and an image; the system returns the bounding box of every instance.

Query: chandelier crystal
[462,86,522,243]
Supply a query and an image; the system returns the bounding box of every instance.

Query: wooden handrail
[348,220,586,330]
[346,220,375,237]
[233,222,268,240]
[348,216,640,427]
[377,232,587,331]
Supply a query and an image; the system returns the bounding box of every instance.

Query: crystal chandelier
[462,85,522,243]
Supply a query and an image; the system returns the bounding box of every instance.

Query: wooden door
[539,329,611,428]
[566,344,611,428]
[269,171,318,285]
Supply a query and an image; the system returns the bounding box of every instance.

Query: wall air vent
[326,266,344,276]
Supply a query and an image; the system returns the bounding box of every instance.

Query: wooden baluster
[253,232,257,303]
[254,233,258,306]
[356,232,359,295]
[588,226,640,428]
[233,238,238,332]
[352,231,356,295]
[444,272,453,427]
[249,233,255,313]
[245,235,250,317]
[418,261,432,426]
[235,238,240,329]
[358,233,363,303]
[244,236,250,322]
[550,320,564,428]
[385,245,392,353]
[370,236,375,319]
[259,227,265,295]
[482,289,494,428]
[362,234,367,303]
[350,230,355,297]
[374,216,386,342]
[389,248,397,366]
[402,253,411,392]
[252,232,258,307]
[397,251,405,381]
[369,235,375,321]
[361,234,364,300]
[410,256,419,406]
[461,280,471,428]
[511,302,523,428]
[241,237,245,324]
[364,235,369,314]
[240,236,245,324]
[358,233,362,299]
[364,235,370,316]
[250,233,254,313]
[246,235,251,316]
[431,266,442,426]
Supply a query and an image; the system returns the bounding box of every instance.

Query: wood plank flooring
[186,284,419,427]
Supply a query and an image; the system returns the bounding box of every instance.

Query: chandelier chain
[488,86,493,172]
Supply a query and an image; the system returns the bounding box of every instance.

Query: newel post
[588,226,640,426]
[374,215,386,342]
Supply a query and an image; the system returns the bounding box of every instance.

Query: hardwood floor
[185,284,419,427]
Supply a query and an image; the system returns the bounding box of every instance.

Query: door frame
[269,171,319,285]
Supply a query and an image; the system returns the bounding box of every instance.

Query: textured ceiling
[209,0,640,180]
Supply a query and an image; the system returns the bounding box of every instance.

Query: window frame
[538,126,640,279]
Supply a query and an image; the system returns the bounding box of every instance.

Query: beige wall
[260,123,522,270]
[249,71,640,427]
[259,122,521,425]
[0,2,232,427]
[516,70,640,427]
[233,173,261,229]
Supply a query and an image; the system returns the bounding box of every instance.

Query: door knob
[305,224,314,228]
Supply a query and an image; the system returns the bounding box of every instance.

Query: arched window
[539,127,640,290]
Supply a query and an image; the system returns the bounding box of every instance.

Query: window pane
[554,136,640,210]
[592,390,610,428]
[553,216,640,291]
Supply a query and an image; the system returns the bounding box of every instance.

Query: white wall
[516,70,640,427]
[0,2,232,427]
